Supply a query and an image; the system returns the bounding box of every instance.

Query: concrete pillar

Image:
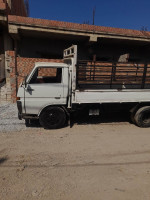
[89,35,98,42]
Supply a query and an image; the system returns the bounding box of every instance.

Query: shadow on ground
[0,157,8,165]
[25,119,41,128]
[70,111,131,127]
[25,111,132,129]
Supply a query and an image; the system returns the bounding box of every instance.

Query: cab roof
[34,62,69,68]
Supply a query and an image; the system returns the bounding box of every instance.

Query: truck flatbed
[74,89,150,104]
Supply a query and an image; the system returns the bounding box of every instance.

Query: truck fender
[130,104,140,114]
[61,106,70,118]
[38,105,69,117]
[130,103,150,114]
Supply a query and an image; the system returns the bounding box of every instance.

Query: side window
[30,67,62,84]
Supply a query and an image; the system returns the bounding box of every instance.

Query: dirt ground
[1,117,150,200]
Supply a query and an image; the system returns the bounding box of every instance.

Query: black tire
[134,106,150,128]
[39,106,66,129]
[25,119,30,127]
[130,112,136,124]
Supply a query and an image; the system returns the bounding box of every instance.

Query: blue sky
[29,0,150,31]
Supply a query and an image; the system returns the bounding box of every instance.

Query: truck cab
[17,62,71,129]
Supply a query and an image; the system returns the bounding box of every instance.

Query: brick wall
[0,0,6,10]
[5,51,63,102]
[10,0,27,17]
[0,81,11,103]
[0,0,27,16]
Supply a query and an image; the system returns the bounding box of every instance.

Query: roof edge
[8,15,150,39]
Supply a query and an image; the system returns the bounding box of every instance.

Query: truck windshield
[29,67,62,84]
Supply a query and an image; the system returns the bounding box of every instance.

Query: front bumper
[17,101,22,120]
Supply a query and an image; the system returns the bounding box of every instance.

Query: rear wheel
[134,106,150,128]
[39,106,66,129]
[130,112,136,124]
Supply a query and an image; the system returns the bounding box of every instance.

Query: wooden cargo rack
[76,61,150,89]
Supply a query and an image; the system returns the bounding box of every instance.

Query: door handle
[55,97,61,99]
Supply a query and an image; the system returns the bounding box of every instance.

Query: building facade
[1,1,150,102]
[0,0,28,81]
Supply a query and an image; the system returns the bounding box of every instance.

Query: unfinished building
[1,0,150,102]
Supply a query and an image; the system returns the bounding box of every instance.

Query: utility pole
[25,0,30,16]
[93,7,96,25]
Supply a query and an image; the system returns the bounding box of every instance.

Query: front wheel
[39,106,66,129]
[134,106,150,128]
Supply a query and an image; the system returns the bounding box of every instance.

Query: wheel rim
[142,112,150,125]
[44,109,61,126]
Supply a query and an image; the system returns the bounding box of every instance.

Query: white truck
[17,45,150,128]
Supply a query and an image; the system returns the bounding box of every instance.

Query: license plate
[89,109,100,116]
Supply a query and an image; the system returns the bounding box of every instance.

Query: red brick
[7,15,150,39]
[0,2,6,10]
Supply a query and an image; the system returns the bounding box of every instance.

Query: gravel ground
[0,103,27,132]
[1,104,150,199]
[0,123,150,200]
[0,103,130,132]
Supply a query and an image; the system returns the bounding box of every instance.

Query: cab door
[24,66,67,114]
